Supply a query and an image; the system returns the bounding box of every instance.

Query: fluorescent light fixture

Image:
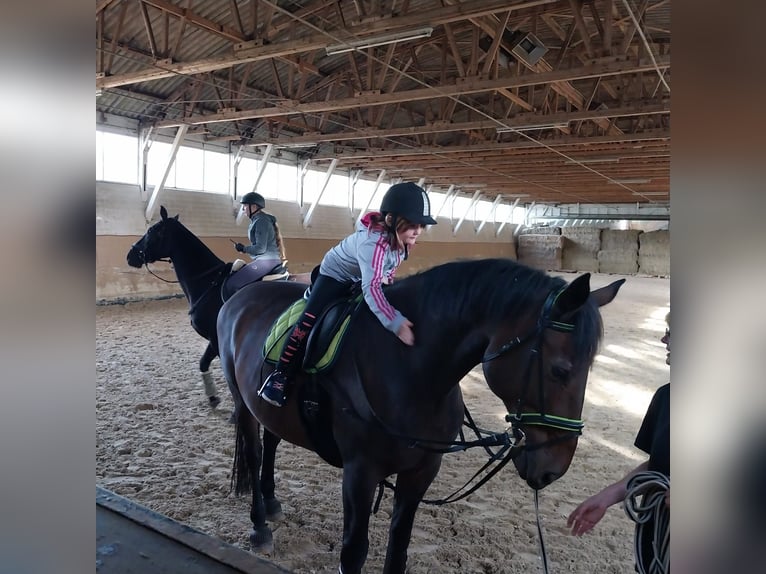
[279,142,318,148]
[326,27,433,55]
[610,178,651,184]
[632,191,668,196]
[565,157,620,164]
[496,123,568,133]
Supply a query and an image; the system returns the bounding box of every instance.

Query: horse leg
[339,463,379,574]
[260,429,283,521]
[199,343,220,409]
[232,408,273,553]
[382,459,443,574]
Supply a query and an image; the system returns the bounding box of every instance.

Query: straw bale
[600,229,641,250]
[519,226,561,236]
[517,234,563,271]
[638,230,670,276]
[597,250,639,274]
[560,228,601,272]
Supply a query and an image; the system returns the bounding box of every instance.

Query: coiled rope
[624,471,670,574]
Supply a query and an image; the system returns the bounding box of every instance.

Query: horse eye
[551,365,570,381]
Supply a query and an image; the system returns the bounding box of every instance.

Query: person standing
[567,312,670,573]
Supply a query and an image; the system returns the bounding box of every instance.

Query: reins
[367,286,584,574]
[135,248,229,315]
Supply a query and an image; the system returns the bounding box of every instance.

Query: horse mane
[163,216,224,268]
[393,258,603,366]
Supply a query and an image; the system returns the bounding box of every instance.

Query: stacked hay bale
[560,227,601,272]
[598,229,640,274]
[517,233,564,271]
[638,229,670,276]
[519,226,561,236]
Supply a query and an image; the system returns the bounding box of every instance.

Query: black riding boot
[258,311,318,407]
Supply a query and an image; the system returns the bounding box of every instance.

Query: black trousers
[277,273,352,377]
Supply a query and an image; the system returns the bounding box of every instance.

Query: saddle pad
[263,298,355,373]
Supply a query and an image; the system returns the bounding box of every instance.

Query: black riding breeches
[277,273,351,377]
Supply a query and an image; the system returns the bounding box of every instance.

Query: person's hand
[397,319,415,346]
[566,492,610,536]
[234,242,245,252]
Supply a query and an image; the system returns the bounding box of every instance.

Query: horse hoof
[249,527,273,554]
[208,395,221,409]
[264,498,283,522]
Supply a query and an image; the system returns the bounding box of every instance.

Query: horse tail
[231,409,259,496]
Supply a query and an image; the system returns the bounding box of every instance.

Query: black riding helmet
[240,192,266,209]
[380,182,437,225]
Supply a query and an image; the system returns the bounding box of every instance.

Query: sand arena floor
[97,272,669,573]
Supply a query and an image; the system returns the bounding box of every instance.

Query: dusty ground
[96,272,669,573]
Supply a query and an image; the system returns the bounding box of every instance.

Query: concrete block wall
[97,182,518,301]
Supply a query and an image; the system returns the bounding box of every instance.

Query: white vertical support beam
[453,190,482,235]
[433,184,455,219]
[524,201,536,226]
[476,194,503,234]
[230,144,245,203]
[501,198,521,236]
[145,124,187,222]
[349,169,361,216]
[139,125,154,195]
[416,177,426,188]
[303,158,338,228]
[357,169,386,223]
[236,144,274,224]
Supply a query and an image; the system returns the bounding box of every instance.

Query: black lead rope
[534,489,551,574]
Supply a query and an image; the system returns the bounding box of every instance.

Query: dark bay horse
[126,206,308,522]
[217,257,624,574]
[126,205,309,408]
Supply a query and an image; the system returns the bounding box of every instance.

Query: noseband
[482,286,586,445]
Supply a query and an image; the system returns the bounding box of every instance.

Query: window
[146,141,177,188]
[101,131,138,184]
[203,148,229,194]
[175,146,204,190]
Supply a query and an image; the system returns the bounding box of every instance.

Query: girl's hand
[397,320,415,346]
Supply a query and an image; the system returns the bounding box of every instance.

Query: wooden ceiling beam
[97,0,558,89]
[152,55,668,127]
[250,100,667,146]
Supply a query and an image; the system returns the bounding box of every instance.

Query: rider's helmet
[380,182,437,225]
[240,192,266,209]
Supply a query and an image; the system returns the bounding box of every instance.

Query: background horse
[126,205,309,408]
[126,205,307,523]
[217,257,624,574]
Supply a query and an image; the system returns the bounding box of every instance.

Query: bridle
[482,284,585,446]
[129,236,230,312]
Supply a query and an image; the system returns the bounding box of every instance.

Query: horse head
[482,273,625,490]
[127,205,179,268]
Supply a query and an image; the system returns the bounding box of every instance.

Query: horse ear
[589,278,626,308]
[553,273,592,317]
[174,214,179,220]
[160,206,168,220]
